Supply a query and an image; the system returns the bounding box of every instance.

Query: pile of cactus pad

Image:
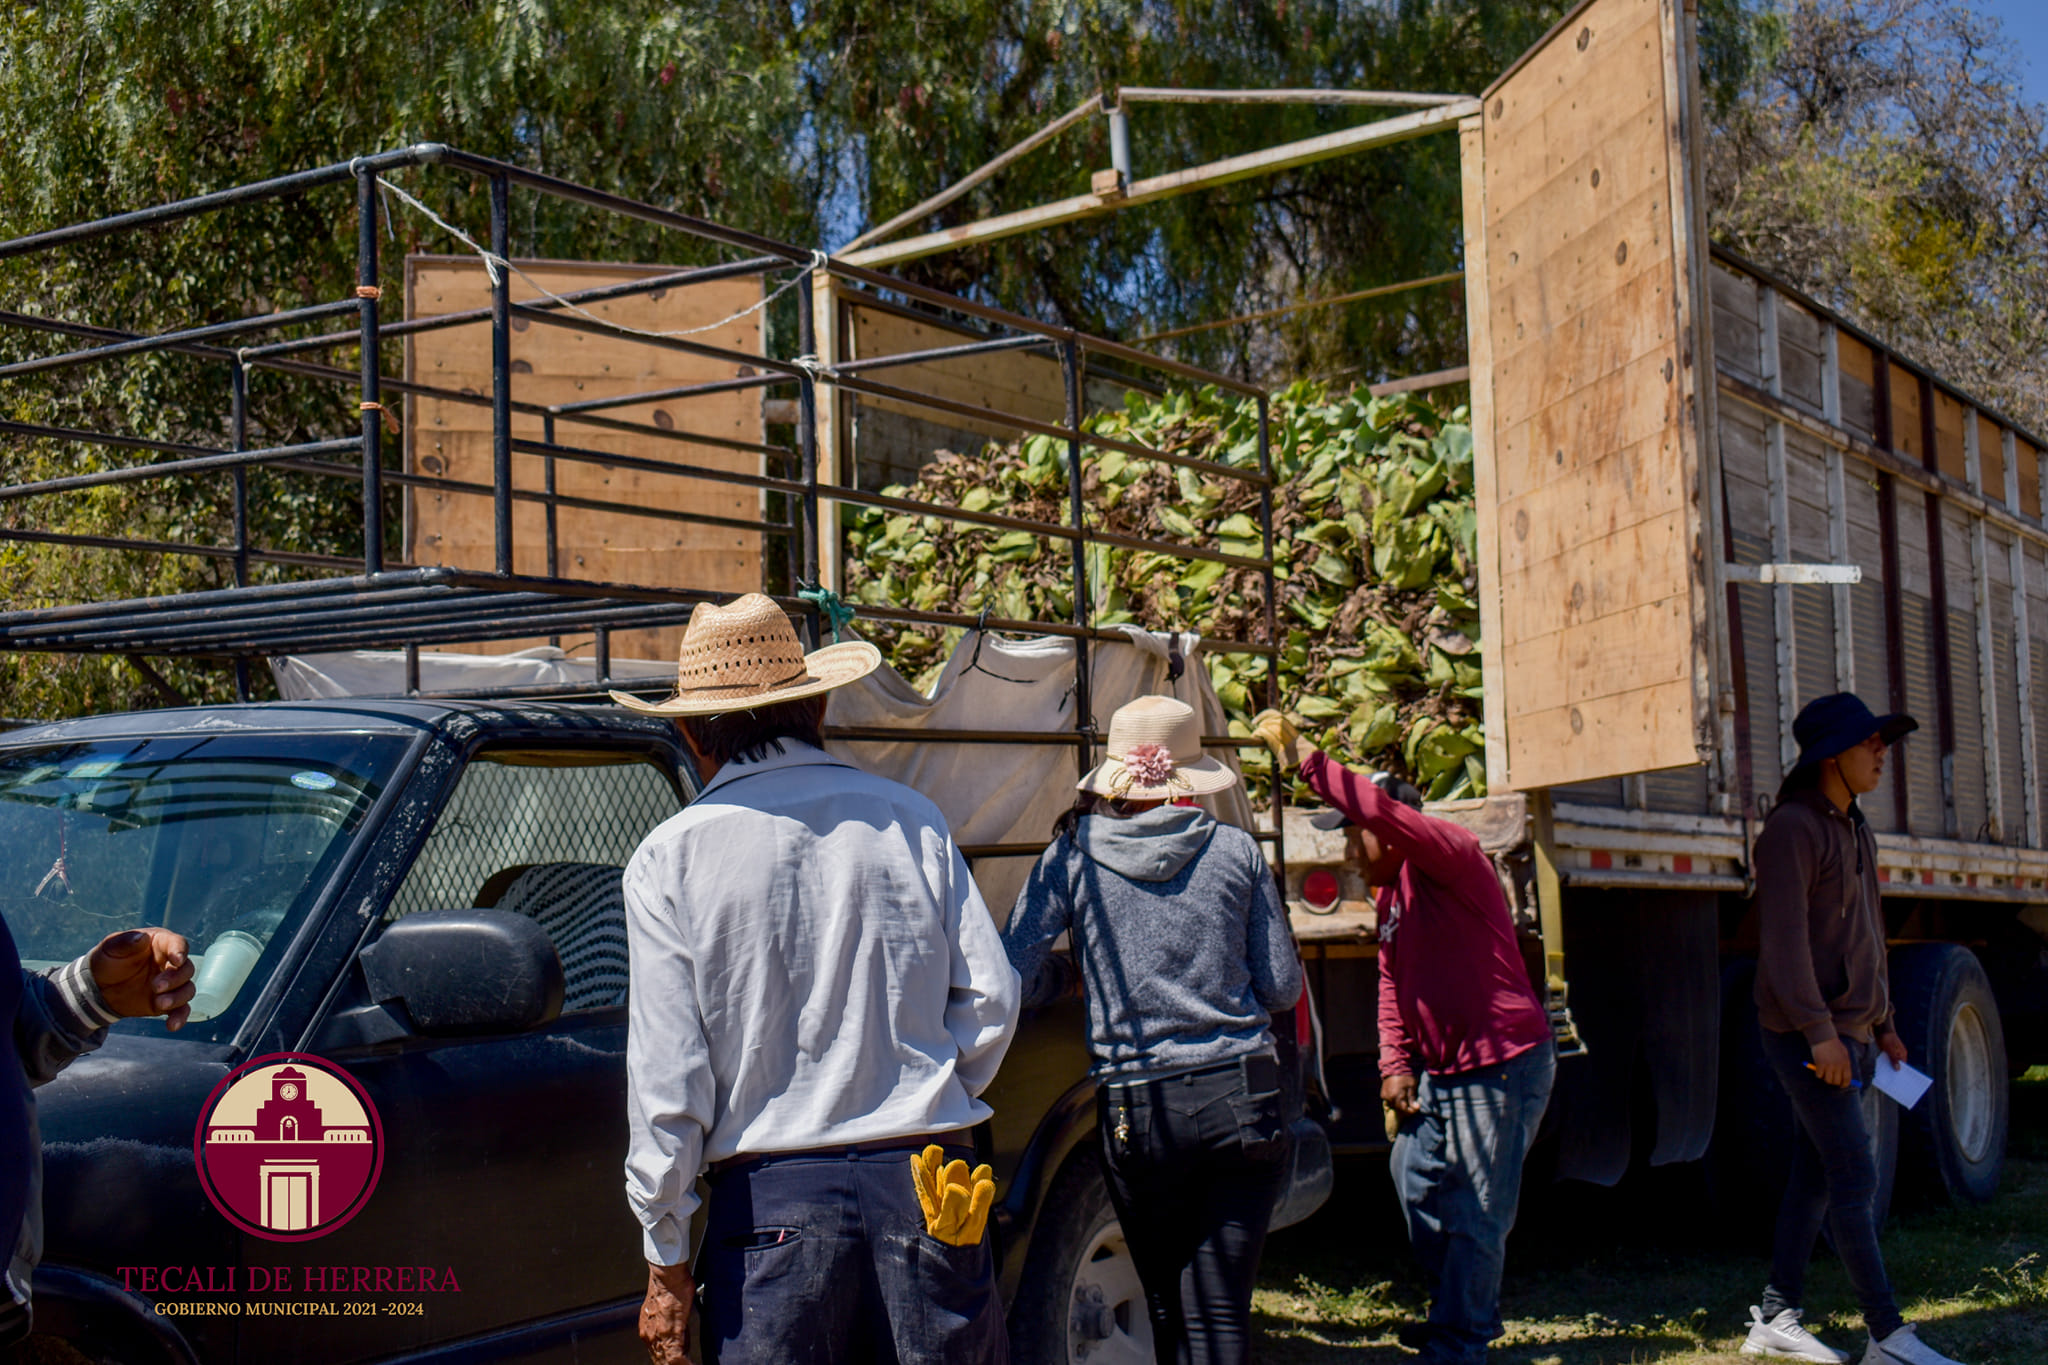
[841,379,1485,804]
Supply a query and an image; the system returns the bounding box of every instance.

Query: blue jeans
[1758,1028,1903,1341]
[695,1140,1007,1365]
[1391,1042,1555,1365]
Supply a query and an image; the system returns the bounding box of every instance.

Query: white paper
[1872,1059,1933,1109]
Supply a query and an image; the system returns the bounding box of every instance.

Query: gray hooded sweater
[1002,806,1301,1078]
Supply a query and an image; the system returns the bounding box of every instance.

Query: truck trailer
[1286,0,2047,1215]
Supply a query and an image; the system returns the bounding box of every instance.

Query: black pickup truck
[1,698,1329,1365]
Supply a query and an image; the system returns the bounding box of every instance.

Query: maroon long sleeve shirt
[1301,752,1550,1078]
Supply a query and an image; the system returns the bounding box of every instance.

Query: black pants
[1097,1055,1291,1365]
[1758,1028,1903,1342]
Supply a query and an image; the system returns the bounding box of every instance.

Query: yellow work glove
[1251,708,1307,771]
[909,1145,995,1247]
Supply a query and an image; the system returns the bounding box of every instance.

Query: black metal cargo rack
[0,144,1289,857]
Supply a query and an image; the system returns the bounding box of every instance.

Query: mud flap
[1551,889,1720,1184]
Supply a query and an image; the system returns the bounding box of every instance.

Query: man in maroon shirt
[1259,712,1553,1365]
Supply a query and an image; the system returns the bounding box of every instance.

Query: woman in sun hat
[1002,694,1301,1365]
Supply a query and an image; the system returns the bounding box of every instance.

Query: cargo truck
[1284,0,2048,1218]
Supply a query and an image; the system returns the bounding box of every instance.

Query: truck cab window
[386,748,683,1012]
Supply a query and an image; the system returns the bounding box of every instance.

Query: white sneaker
[1741,1306,1851,1362]
[1862,1323,1967,1365]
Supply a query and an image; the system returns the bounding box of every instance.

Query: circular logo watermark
[193,1053,384,1242]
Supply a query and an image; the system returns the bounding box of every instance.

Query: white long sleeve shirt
[622,741,1021,1265]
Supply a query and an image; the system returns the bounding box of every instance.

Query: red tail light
[1301,867,1341,912]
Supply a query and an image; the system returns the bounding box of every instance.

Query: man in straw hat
[1735,692,1966,1365]
[1253,710,1550,1365]
[614,594,1021,1365]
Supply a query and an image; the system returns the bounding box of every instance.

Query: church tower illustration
[255,1067,325,1142]
[204,1063,373,1233]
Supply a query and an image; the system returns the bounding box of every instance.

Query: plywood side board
[404,257,768,661]
[1477,0,1712,787]
[844,300,1065,443]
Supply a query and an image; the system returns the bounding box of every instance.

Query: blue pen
[1805,1063,1863,1088]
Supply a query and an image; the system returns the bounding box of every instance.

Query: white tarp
[824,627,1252,924]
[275,629,1252,924]
[272,646,673,699]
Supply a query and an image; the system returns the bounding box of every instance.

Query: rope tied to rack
[358,401,400,434]
[797,583,858,643]
[373,175,826,345]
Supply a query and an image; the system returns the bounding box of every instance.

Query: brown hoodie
[1753,786,1896,1047]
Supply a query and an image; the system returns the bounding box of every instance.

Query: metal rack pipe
[550,371,790,416]
[239,256,785,361]
[509,437,809,498]
[274,456,794,541]
[510,301,816,380]
[827,333,1056,376]
[823,370,1270,487]
[489,173,513,575]
[822,261,1265,397]
[357,166,385,573]
[0,146,439,261]
[0,437,364,501]
[0,300,360,380]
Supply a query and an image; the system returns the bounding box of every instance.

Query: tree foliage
[1705,0,2048,432]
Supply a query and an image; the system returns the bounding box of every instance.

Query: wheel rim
[1946,1000,1995,1163]
[1066,1216,1153,1365]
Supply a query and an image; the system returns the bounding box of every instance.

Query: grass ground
[1253,1076,2048,1363]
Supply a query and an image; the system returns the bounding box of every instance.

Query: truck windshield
[0,732,405,1042]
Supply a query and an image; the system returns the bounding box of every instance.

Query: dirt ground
[1253,1076,2048,1364]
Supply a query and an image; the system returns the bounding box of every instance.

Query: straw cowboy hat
[1077,695,1238,800]
[609,593,882,717]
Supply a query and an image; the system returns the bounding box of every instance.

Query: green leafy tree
[1705,0,2048,431]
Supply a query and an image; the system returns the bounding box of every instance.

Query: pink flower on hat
[1121,742,1177,787]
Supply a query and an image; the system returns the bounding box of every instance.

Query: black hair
[1776,759,1823,803]
[678,695,825,767]
[1050,792,1151,841]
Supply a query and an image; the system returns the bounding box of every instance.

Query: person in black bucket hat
[1779,692,1918,798]
[1739,692,1969,1365]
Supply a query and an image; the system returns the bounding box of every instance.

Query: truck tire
[1891,944,2008,1203]
[1007,1152,1153,1365]
[1712,960,1897,1233]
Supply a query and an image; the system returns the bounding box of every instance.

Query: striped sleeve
[46,953,121,1033]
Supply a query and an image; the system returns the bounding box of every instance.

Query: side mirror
[358,909,564,1036]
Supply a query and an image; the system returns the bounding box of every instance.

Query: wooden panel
[1933,387,1969,484]
[1776,299,1825,415]
[1709,264,1762,385]
[1980,413,2008,506]
[1508,679,1699,785]
[1475,0,1712,789]
[1890,362,1923,460]
[1495,345,1679,491]
[1498,507,1690,632]
[1483,0,1665,170]
[1492,257,1675,406]
[1462,114,1510,793]
[1487,184,1672,358]
[847,305,1065,442]
[405,257,767,662]
[2022,437,2043,521]
[1837,331,1877,437]
[1503,596,1692,714]
[1497,432,1686,580]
